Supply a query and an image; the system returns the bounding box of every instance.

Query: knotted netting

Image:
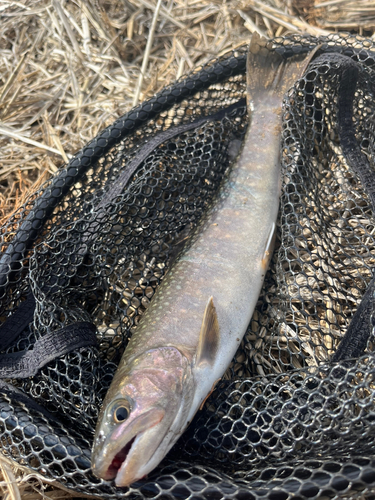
[1,33,375,499]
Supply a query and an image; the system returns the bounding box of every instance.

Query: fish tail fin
[247,33,317,101]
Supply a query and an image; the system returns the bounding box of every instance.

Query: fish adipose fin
[196,296,220,366]
[247,33,320,102]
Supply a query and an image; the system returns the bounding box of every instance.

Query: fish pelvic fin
[261,222,276,270]
[196,296,220,367]
[247,33,320,101]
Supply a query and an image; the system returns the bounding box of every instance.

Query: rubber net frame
[1,33,375,499]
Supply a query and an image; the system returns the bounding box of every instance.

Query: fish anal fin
[196,297,220,367]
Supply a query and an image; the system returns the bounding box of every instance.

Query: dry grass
[0,0,374,498]
[313,0,375,34]
[0,452,98,500]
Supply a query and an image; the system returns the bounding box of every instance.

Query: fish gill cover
[1,33,375,499]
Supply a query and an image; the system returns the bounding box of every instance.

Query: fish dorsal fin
[196,296,220,367]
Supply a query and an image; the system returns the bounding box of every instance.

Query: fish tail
[247,33,317,100]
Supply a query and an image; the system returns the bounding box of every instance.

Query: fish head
[91,346,193,487]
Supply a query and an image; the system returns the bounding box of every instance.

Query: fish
[91,33,316,487]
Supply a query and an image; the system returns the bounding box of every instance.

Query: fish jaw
[92,347,193,487]
[114,414,175,486]
[91,406,165,483]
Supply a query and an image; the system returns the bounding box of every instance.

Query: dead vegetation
[1,0,374,498]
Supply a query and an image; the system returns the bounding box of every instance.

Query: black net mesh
[1,33,375,499]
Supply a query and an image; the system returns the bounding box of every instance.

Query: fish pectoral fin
[196,296,220,367]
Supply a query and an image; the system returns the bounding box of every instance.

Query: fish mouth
[106,435,137,480]
[93,407,165,485]
[114,424,168,487]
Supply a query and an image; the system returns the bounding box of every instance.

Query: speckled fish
[91,33,315,487]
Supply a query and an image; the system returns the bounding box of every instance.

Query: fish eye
[114,406,129,423]
[108,398,132,424]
